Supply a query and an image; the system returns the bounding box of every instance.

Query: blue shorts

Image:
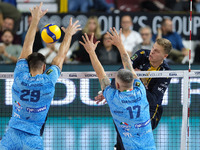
[0,127,43,150]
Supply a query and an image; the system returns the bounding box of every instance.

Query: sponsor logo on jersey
[120,122,132,131]
[123,132,132,137]
[121,97,141,103]
[15,101,21,106]
[134,119,151,128]
[26,105,47,113]
[21,81,43,87]
[160,83,168,88]
[158,87,165,93]
[131,54,138,61]
[46,69,53,75]
[14,112,20,118]
[135,82,141,87]
[114,110,123,114]
[140,51,145,54]
[14,101,23,112]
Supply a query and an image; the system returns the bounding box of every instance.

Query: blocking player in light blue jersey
[0,3,81,150]
[80,28,156,150]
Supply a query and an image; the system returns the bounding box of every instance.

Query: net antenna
[187,0,193,149]
[188,0,192,149]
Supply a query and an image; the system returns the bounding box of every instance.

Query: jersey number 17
[126,105,141,119]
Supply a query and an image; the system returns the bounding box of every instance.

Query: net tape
[0,70,200,79]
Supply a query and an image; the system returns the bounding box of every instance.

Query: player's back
[9,59,60,136]
[103,79,156,150]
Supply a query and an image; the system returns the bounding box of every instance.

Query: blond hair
[156,38,172,54]
[82,16,101,39]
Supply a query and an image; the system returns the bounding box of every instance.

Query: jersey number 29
[20,90,40,102]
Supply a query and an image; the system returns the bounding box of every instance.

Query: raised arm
[51,18,81,70]
[79,33,110,90]
[19,2,48,59]
[107,28,138,79]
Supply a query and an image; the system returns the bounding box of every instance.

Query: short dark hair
[1,29,14,37]
[4,17,14,22]
[27,52,46,71]
[117,69,134,88]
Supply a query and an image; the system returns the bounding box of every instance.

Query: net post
[181,70,189,150]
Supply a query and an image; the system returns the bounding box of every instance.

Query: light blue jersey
[103,79,156,150]
[9,59,60,136]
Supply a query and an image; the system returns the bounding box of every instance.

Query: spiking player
[80,28,156,149]
[0,3,81,149]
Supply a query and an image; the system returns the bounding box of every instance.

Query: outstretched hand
[79,33,100,54]
[29,2,48,21]
[107,27,123,48]
[61,17,81,36]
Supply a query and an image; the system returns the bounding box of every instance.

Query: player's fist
[95,91,107,104]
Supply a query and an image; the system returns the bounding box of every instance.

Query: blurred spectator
[165,0,196,12]
[38,43,68,64]
[0,2,21,32]
[133,26,153,54]
[141,0,170,11]
[68,0,91,12]
[165,0,175,10]
[121,15,143,56]
[196,0,200,12]
[91,0,115,13]
[21,15,44,52]
[72,16,102,62]
[0,29,22,64]
[152,18,187,63]
[96,33,121,64]
[2,0,17,7]
[0,17,22,45]
[68,0,114,13]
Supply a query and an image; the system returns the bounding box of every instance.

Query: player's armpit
[99,76,110,90]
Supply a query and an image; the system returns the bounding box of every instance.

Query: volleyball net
[0,70,200,150]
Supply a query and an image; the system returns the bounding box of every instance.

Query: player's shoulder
[133,79,145,90]
[103,85,117,96]
[136,49,150,56]
[16,58,28,65]
[161,60,171,70]
[43,65,61,84]
[104,85,116,92]
[45,65,61,76]
[131,49,150,61]
[14,59,29,76]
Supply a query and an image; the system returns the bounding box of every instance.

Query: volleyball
[41,24,61,43]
